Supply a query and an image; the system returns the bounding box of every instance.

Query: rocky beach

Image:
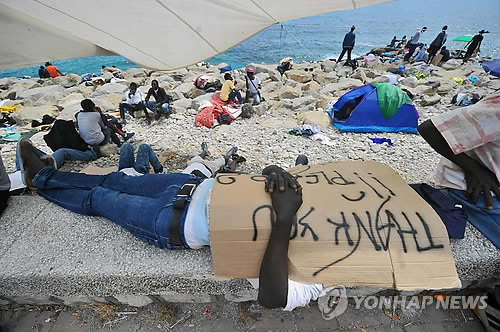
[1,55,498,185]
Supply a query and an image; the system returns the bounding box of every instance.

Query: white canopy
[0,0,392,71]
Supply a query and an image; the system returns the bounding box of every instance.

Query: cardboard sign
[210,161,461,290]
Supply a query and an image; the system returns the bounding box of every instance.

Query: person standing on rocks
[404,27,427,62]
[337,25,356,62]
[463,30,488,63]
[144,80,171,120]
[427,26,448,64]
[220,73,243,104]
[119,82,151,124]
[418,91,500,248]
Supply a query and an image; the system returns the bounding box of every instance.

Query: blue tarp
[481,59,500,78]
[326,84,419,133]
[219,63,245,73]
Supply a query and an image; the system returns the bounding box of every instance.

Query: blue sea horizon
[1,0,498,79]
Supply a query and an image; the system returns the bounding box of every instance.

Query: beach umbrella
[453,35,473,42]
[0,0,394,71]
[481,60,500,78]
[219,63,246,74]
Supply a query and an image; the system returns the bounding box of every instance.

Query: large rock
[190,93,214,111]
[441,59,461,71]
[415,84,437,96]
[351,69,368,83]
[186,86,205,99]
[0,77,21,90]
[319,78,363,95]
[314,94,332,109]
[281,95,316,112]
[284,70,312,83]
[16,85,67,106]
[335,66,353,78]
[279,86,302,99]
[0,80,42,99]
[170,98,192,113]
[92,83,128,97]
[11,105,60,125]
[51,74,81,88]
[400,77,417,88]
[173,82,193,96]
[420,94,442,106]
[437,80,457,95]
[56,101,81,121]
[57,93,85,107]
[66,85,94,98]
[125,68,147,78]
[302,81,320,92]
[253,102,270,116]
[321,60,337,73]
[297,111,332,130]
[323,72,339,84]
[92,94,123,112]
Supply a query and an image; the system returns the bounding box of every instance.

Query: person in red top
[45,62,63,78]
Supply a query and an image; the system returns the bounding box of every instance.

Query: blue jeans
[33,167,198,249]
[229,90,243,104]
[119,143,162,174]
[248,92,261,104]
[144,101,169,114]
[448,189,500,249]
[15,147,96,170]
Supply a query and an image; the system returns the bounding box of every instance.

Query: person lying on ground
[245,68,262,105]
[144,80,171,120]
[18,140,322,311]
[220,73,243,104]
[76,99,134,154]
[119,82,151,124]
[418,91,500,248]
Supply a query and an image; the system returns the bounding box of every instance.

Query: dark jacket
[145,87,169,104]
[343,31,356,49]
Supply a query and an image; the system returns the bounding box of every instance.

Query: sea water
[1,0,498,79]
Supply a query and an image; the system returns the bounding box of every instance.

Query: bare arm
[258,166,302,309]
[418,119,500,208]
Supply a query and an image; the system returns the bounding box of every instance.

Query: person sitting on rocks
[440,46,450,63]
[45,62,63,78]
[17,139,321,311]
[38,66,50,79]
[396,35,407,49]
[220,73,243,104]
[144,80,171,120]
[387,36,398,48]
[119,82,151,124]
[418,91,500,248]
[245,68,262,105]
[76,99,133,154]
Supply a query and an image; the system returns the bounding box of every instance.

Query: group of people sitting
[38,62,64,78]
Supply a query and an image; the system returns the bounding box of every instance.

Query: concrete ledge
[1,195,499,306]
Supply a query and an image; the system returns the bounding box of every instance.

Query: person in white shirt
[245,68,262,105]
[119,82,151,124]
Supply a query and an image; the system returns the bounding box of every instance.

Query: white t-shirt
[124,89,144,105]
[431,91,500,192]
[247,76,261,94]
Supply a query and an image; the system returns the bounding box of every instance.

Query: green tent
[453,35,473,42]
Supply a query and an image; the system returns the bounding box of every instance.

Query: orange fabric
[195,93,235,127]
[46,65,60,78]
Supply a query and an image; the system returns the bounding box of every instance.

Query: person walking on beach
[45,62,63,78]
[338,25,356,62]
[404,27,427,62]
[463,30,488,63]
[427,26,448,64]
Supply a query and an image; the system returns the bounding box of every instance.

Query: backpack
[43,119,89,152]
[344,59,358,70]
